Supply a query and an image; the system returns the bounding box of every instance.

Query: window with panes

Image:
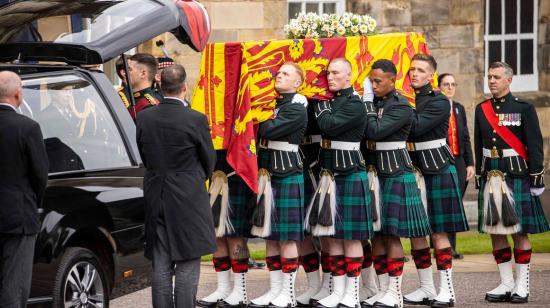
[484,0,538,92]
[288,0,345,20]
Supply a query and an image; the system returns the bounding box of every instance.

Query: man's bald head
[0,71,23,108]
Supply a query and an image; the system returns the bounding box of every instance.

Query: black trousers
[0,233,37,308]
[151,213,201,308]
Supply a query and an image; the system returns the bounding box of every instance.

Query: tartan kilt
[226,175,254,238]
[333,171,373,240]
[379,171,432,238]
[478,159,550,234]
[267,173,305,241]
[424,165,469,233]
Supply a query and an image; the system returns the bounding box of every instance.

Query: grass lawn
[201,231,550,262]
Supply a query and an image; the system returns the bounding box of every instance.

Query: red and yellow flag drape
[192,32,433,192]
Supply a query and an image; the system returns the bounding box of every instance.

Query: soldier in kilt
[249,62,308,308]
[474,61,549,304]
[360,60,432,308]
[296,102,333,306]
[404,54,469,308]
[309,58,373,308]
[198,151,254,308]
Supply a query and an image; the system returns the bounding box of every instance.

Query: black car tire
[52,247,110,308]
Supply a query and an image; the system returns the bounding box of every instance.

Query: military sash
[481,100,528,160]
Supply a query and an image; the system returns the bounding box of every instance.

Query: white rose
[351,25,359,33]
[359,24,368,34]
[336,26,346,35]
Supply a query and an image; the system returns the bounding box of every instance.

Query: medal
[498,114,503,126]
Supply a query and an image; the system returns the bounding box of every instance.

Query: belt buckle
[490,147,500,158]
[321,139,331,149]
[406,142,415,151]
[302,135,312,145]
[366,140,375,150]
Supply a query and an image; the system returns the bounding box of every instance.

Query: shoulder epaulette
[117,90,130,108]
[144,93,160,106]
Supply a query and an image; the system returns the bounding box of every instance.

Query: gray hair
[0,71,22,99]
[489,61,514,77]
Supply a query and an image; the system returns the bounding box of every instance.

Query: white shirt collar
[164,96,188,107]
[0,103,17,112]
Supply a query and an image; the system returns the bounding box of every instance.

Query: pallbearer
[362,59,432,308]
[475,61,549,304]
[250,62,308,308]
[198,151,254,308]
[404,54,469,308]
[307,58,373,308]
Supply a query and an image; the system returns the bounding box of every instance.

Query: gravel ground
[111,254,550,307]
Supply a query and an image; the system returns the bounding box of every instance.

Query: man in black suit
[438,73,475,260]
[0,71,49,307]
[136,64,217,307]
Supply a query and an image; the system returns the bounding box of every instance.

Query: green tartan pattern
[334,171,373,240]
[379,171,432,238]
[478,159,550,234]
[227,175,253,237]
[424,165,470,233]
[268,173,305,241]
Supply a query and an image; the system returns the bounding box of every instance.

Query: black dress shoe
[430,299,454,308]
[296,300,314,307]
[196,299,219,307]
[371,302,395,308]
[218,300,248,307]
[360,302,373,308]
[485,292,511,302]
[403,297,432,305]
[510,293,529,303]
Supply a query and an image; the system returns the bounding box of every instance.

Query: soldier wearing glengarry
[248,62,308,308]
[307,58,373,308]
[404,54,469,308]
[362,59,432,308]
[475,61,549,304]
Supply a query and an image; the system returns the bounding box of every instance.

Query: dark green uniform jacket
[474,92,544,187]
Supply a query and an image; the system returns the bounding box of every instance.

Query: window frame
[287,0,345,20]
[484,0,538,93]
[20,69,135,176]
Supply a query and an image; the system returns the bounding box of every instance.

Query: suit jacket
[0,104,49,234]
[136,98,216,261]
[452,101,474,166]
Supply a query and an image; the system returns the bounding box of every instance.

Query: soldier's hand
[363,78,374,102]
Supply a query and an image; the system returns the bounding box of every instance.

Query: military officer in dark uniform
[308,58,373,308]
[248,62,308,308]
[362,59,432,308]
[124,53,162,120]
[475,61,548,304]
[404,54,469,308]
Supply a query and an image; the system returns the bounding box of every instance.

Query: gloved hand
[530,187,545,196]
[314,101,331,118]
[363,77,374,102]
